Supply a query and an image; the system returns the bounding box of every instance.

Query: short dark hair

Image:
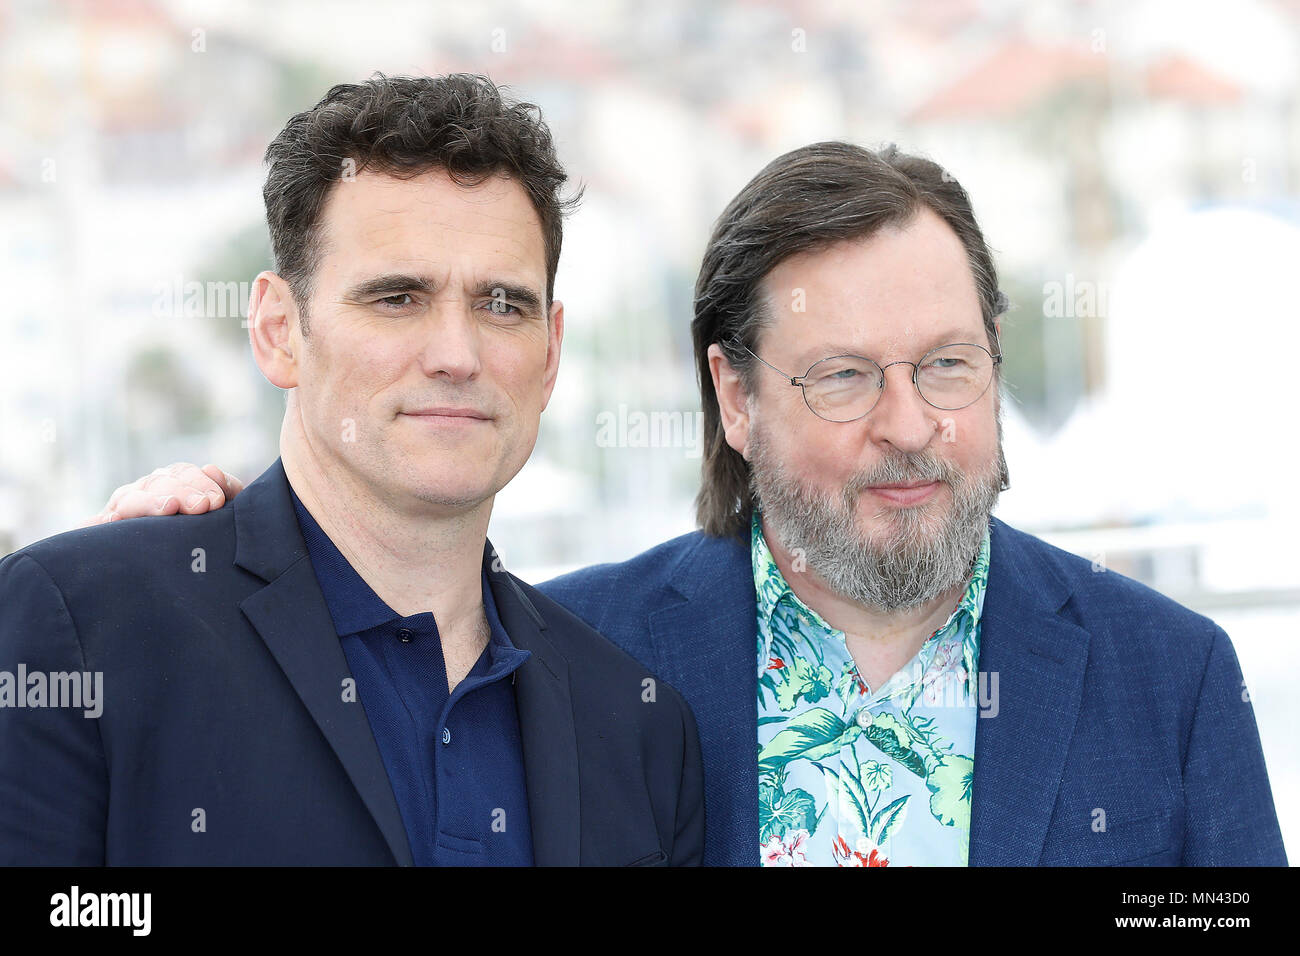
[691,141,1009,539]
[262,72,580,329]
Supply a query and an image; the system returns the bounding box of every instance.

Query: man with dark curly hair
[0,74,704,867]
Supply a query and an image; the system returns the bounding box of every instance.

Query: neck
[279,403,491,634]
[761,515,966,653]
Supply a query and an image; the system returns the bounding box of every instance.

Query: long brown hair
[691,142,1007,539]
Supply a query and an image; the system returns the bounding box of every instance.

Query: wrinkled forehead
[754,223,987,367]
[316,168,547,285]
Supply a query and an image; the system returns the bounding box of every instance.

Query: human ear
[248,271,301,389]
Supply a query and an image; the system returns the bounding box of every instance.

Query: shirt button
[855,709,873,729]
[397,628,413,643]
[441,727,451,745]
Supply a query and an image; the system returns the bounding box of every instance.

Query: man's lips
[866,480,940,505]
[401,407,492,420]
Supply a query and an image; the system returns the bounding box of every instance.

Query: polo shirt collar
[289,486,518,664]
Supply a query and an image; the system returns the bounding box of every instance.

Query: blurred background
[1,0,1296,858]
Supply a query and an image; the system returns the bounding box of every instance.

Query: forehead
[315,167,546,282]
[758,207,985,361]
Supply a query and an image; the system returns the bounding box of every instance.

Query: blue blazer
[540,515,1288,866]
[0,460,703,866]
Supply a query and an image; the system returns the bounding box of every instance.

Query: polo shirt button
[855,709,873,729]
[441,727,451,745]
[397,628,413,643]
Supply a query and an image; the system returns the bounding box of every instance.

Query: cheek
[495,342,550,415]
[301,338,405,420]
[771,422,845,486]
[941,415,997,477]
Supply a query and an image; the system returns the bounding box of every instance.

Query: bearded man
[83,142,1286,867]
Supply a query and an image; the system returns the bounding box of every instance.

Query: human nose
[862,361,939,452]
[417,297,482,384]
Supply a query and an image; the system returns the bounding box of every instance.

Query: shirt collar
[751,508,990,695]
[289,485,516,658]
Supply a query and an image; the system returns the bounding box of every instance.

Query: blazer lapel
[968,517,1091,866]
[486,546,581,866]
[233,460,414,867]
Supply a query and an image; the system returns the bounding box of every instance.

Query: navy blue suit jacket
[0,460,703,866]
[540,515,1288,866]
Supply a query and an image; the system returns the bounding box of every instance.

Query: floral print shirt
[754,510,990,867]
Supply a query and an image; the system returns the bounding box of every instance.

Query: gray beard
[747,415,1008,613]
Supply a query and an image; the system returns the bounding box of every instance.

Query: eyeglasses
[735,337,1002,423]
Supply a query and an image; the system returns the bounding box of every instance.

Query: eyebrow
[341,274,545,314]
[342,273,436,301]
[469,280,543,314]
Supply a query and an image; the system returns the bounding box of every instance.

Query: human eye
[925,352,972,371]
[816,358,871,379]
[375,293,416,310]
[484,298,519,316]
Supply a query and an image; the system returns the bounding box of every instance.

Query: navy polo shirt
[290,489,534,866]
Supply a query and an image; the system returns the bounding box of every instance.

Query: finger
[199,464,244,505]
[137,462,209,496]
[78,511,122,529]
[105,475,160,511]
[131,463,221,511]
[165,462,224,509]
[105,490,183,521]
